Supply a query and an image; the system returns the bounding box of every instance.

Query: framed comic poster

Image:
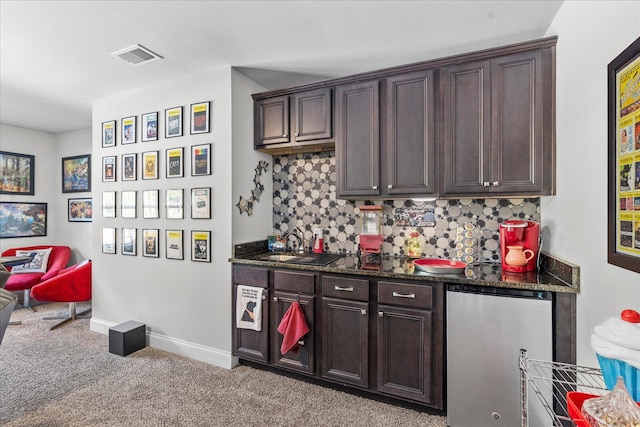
[0,202,47,238]
[122,153,137,181]
[0,151,34,195]
[166,147,184,178]
[142,189,159,219]
[142,150,159,180]
[102,120,116,148]
[191,143,211,176]
[166,229,184,260]
[165,106,183,138]
[62,154,91,193]
[121,116,136,144]
[141,111,158,142]
[102,156,116,182]
[190,101,210,134]
[102,227,116,254]
[191,230,211,262]
[191,187,211,219]
[608,37,640,274]
[102,191,116,218]
[166,188,184,219]
[68,198,92,222]
[143,228,159,258]
[121,190,137,219]
[122,228,137,256]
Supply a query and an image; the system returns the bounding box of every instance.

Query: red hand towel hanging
[277,301,309,355]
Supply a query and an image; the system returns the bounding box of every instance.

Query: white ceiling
[0,0,563,135]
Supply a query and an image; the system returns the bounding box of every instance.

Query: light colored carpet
[0,303,447,426]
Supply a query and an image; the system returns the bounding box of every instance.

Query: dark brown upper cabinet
[335,80,380,198]
[254,88,333,154]
[442,50,554,196]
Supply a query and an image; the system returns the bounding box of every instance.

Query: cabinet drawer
[274,270,315,294]
[378,281,432,309]
[322,275,369,301]
[233,266,268,288]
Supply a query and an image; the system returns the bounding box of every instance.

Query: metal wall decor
[237,160,269,216]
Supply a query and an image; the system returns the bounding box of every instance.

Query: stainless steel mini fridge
[446,284,553,427]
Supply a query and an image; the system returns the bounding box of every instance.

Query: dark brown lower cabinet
[271,291,315,375]
[321,297,369,387]
[232,266,269,363]
[377,304,433,403]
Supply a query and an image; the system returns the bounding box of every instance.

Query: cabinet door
[255,95,289,147]
[491,51,544,193]
[442,60,492,194]
[377,304,433,404]
[293,88,332,143]
[271,291,315,375]
[385,70,436,196]
[232,266,269,363]
[335,80,380,198]
[321,297,369,387]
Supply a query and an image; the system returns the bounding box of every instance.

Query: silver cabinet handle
[334,286,354,292]
[492,181,499,186]
[273,296,278,302]
[392,291,416,299]
[294,133,299,137]
[361,309,367,315]
[262,295,266,300]
[378,311,384,317]
[283,134,288,138]
[297,340,304,346]
[388,184,393,189]
[372,185,378,190]
[483,182,490,187]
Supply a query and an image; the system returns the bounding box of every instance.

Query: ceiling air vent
[111,44,163,66]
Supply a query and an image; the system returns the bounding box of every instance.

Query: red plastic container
[567,391,640,427]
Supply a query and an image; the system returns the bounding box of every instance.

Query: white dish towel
[236,285,263,331]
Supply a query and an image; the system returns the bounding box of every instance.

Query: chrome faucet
[284,226,305,253]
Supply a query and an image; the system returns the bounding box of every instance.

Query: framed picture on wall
[121,116,137,144]
[166,229,184,260]
[165,106,183,138]
[102,156,116,182]
[141,111,158,142]
[190,101,210,134]
[142,189,159,219]
[122,153,137,181]
[121,190,137,219]
[191,230,211,262]
[191,143,211,176]
[607,37,640,274]
[102,227,116,254]
[142,150,159,180]
[102,191,116,218]
[142,228,159,258]
[68,198,92,222]
[122,228,137,256]
[62,154,91,193]
[166,188,183,219]
[166,147,183,178]
[0,151,35,195]
[0,202,47,238]
[191,187,211,219]
[102,120,116,148]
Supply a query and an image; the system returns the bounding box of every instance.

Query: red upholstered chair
[2,246,71,311]
[30,259,91,330]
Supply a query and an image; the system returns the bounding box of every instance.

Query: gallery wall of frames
[99,101,213,262]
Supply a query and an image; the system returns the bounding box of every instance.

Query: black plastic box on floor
[109,320,146,356]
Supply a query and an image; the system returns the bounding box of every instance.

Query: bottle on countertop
[313,228,324,254]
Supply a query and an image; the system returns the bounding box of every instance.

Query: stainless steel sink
[260,254,300,262]
[255,252,345,266]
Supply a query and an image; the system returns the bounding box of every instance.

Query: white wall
[0,124,59,251]
[231,69,273,245]
[544,1,640,367]
[91,68,236,368]
[55,128,93,263]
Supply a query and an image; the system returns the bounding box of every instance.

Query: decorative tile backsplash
[272,151,540,263]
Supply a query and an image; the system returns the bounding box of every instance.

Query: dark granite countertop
[230,241,580,294]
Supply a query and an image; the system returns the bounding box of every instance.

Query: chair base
[43,302,91,330]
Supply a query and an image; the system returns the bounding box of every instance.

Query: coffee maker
[499,219,540,273]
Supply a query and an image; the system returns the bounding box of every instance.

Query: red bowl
[413,258,467,274]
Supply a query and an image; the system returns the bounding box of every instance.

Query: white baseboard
[90,317,239,369]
